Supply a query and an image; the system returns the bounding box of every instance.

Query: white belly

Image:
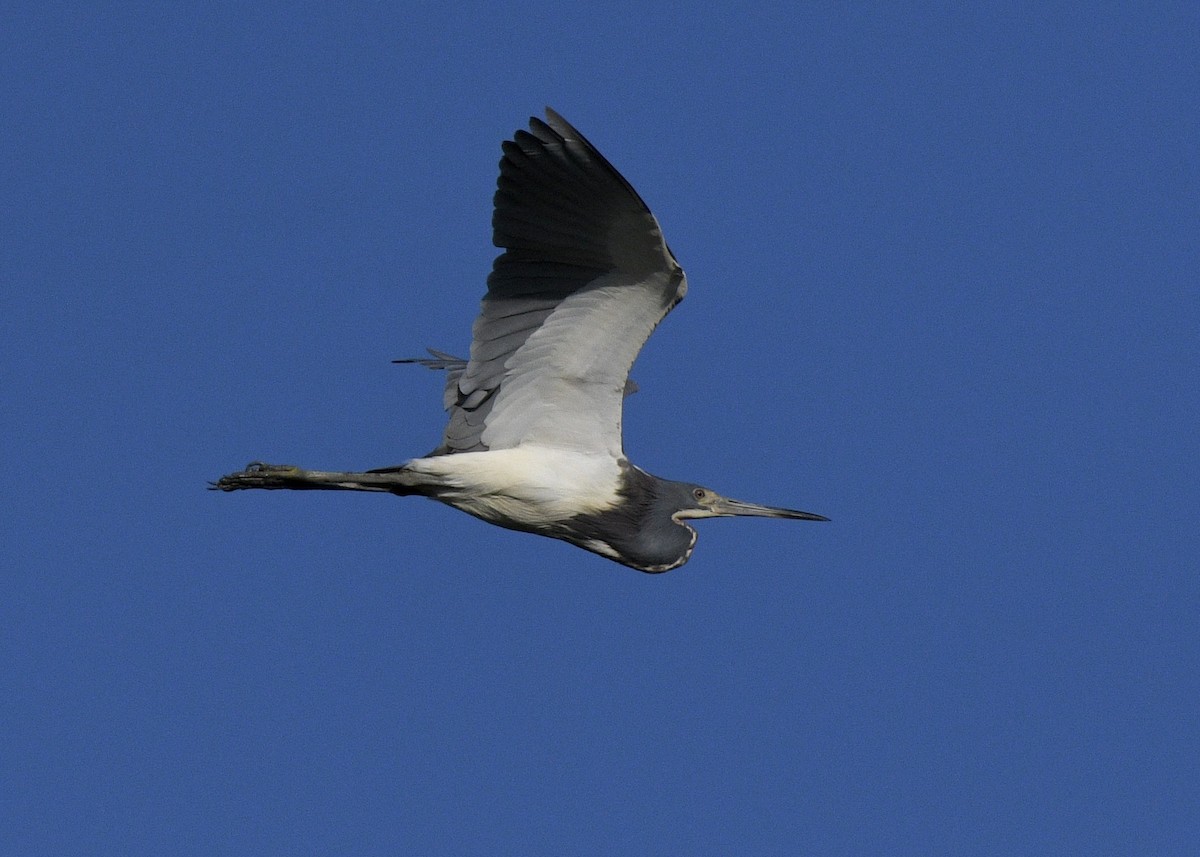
[403,446,624,528]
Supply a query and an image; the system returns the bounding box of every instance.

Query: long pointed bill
[710,497,830,522]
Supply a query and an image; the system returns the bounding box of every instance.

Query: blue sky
[4,2,1197,854]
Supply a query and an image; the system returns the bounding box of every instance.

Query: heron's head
[572,468,828,574]
[669,482,829,523]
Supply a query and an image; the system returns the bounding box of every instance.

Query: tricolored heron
[214,109,827,572]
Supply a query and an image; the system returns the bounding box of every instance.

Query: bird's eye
[693,488,706,500]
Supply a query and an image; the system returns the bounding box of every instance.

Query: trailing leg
[211,462,419,494]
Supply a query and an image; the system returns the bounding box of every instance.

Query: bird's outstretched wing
[430,108,686,457]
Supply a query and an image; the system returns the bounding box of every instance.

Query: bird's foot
[210,462,304,491]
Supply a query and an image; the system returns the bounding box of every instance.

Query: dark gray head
[564,467,828,574]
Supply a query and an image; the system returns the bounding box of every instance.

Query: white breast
[403,446,624,528]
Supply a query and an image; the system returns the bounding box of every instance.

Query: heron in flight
[214,109,827,572]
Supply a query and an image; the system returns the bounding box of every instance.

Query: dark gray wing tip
[526,107,655,214]
[392,348,467,371]
[542,107,582,142]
